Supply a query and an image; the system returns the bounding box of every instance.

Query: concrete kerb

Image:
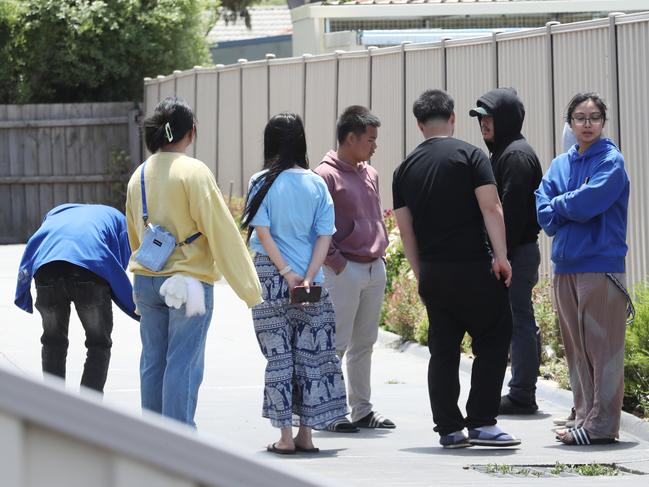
[377,327,649,442]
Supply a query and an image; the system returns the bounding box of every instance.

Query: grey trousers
[554,272,627,439]
[324,259,387,422]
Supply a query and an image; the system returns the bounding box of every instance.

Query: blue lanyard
[140,160,202,246]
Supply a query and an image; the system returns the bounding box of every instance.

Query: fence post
[142,77,151,159]
[265,54,275,122]
[401,41,411,160]
[608,12,624,149]
[215,64,224,183]
[302,54,313,124]
[192,66,201,158]
[440,38,449,91]
[334,50,343,147]
[367,46,377,110]
[238,59,247,197]
[128,107,141,169]
[156,75,164,104]
[173,70,181,95]
[492,32,499,88]
[545,21,560,158]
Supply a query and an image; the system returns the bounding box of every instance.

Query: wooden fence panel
[0,102,136,243]
[0,105,10,236]
[7,105,26,241]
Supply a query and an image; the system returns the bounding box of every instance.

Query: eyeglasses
[572,114,604,125]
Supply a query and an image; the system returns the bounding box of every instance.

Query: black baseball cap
[469,106,491,117]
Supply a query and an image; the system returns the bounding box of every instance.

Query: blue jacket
[15,204,139,320]
[535,138,629,274]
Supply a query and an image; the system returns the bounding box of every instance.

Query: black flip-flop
[295,445,320,454]
[267,442,296,455]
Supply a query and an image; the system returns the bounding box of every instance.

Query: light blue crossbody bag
[134,160,202,271]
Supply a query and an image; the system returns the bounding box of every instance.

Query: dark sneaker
[323,417,360,433]
[498,395,539,415]
[440,432,472,449]
[353,411,396,429]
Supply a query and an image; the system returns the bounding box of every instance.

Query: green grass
[482,462,620,477]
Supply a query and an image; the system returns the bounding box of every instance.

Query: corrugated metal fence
[0,102,140,243]
[143,12,649,286]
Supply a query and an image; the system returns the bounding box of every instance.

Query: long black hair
[143,96,196,153]
[241,112,309,241]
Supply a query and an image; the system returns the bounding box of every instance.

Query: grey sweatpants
[553,272,627,439]
[323,259,387,422]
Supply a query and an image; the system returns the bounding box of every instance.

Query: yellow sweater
[125,152,262,308]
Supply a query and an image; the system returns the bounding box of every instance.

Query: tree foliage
[0,0,219,103]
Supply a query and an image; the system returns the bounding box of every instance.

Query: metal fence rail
[143,12,649,286]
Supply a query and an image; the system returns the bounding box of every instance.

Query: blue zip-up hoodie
[14,204,139,320]
[535,138,629,274]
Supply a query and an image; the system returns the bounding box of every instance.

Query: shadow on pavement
[400,447,521,456]
[543,441,639,452]
[498,412,552,420]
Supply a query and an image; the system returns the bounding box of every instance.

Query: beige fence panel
[404,43,445,155]
[370,46,404,208]
[0,103,133,242]
[242,61,269,190]
[551,19,615,152]
[617,13,649,287]
[142,80,160,158]
[143,80,159,119]
[174,70,198,158]
[141,12,649,284]
[497,29,553,166]
[446,37,496,149]
[269,58,305,118]
[498,28,555,277]
[217,67,243,196]
[195,68,219,176]
[159,75,176,101]
[337,51,370,116]
[176,71,197,108]
[304,54,337,165]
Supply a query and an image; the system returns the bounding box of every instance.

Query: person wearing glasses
[535,92,630,446]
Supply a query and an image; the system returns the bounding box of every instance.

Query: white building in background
[290,0,649,55]
[208,6,293,65]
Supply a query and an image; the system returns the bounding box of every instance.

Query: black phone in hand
[290,285,322,304]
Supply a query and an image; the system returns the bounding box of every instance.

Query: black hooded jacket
[476,88,542,254]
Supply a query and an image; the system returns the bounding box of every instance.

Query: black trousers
[34,261,113,392]
[419,259,512,436]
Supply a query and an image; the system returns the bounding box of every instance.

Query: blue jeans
[507,242,541,405]
[134,275,214,427]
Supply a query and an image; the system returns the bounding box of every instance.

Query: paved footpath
[1,244,648,486]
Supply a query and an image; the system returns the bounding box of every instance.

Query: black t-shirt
[392,137,496,262]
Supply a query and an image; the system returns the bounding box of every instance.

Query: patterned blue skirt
[252,254,348,429]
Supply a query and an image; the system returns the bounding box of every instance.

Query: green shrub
[624,283,649,416]
[383,209,408,295]
[533,277,564,363]
[107,150,132,213]
[4,0,213,103]
[381,269,426,343]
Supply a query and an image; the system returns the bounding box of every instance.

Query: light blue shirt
[249,168,335,283]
